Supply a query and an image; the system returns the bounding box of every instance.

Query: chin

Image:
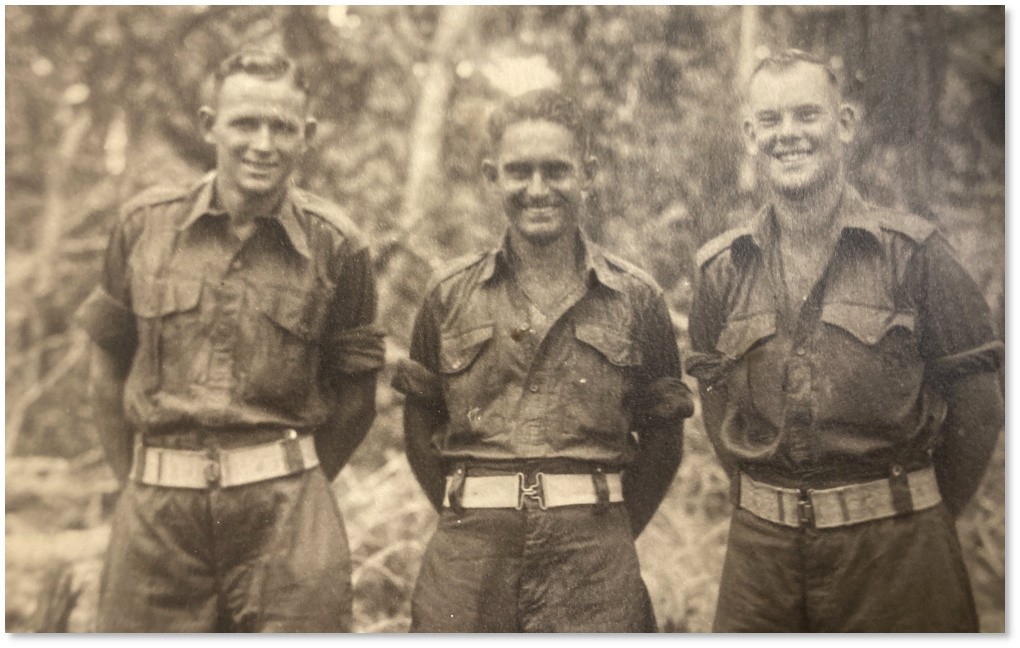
[519,226,568,247]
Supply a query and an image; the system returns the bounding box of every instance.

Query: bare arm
[624,293,693,536]
[403,397,447,511]
[315,372,379,482]
[86,340,134,484]
[934,371,1003,517]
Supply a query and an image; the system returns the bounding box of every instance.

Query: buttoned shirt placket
[504,273,590,451]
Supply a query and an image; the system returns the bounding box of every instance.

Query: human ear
[303,117,318,144]
[583,156,599,184]
[481,158,498,183]
[742,118,758,156]
[199,106,217,144]
[837,103,857,145]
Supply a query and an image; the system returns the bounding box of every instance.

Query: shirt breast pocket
[243,286,330,409]
[819,302,924,423]
[571,323,641,412]
[438,324,496,432]
[131,277,203,393]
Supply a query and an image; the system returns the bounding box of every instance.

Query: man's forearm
[315,372,378,481]
[934,371,1003,517]
[623,423,683,537]
[403,401,447,510]
[87,343,133,483]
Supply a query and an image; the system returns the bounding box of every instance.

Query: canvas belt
[739,466,941,529]
[443,471,624,510]
[130,431,318,489]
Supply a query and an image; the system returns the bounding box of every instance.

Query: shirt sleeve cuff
[73,287,137,356]
[931,340,1004,381]
[327,324,386,374]
[685,351,734,387]
[630,376,695,427]
[391,358,443,403]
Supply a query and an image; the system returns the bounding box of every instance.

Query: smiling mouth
[772,149,813,163]
[243,161,278,172]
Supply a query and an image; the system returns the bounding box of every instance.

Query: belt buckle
[516,472,546,510]
[797,489,814,527]
[204,447,221,485]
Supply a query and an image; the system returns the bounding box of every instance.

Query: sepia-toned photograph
[5,5,1005,633]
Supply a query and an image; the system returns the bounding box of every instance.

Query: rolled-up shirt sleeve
[392,295,445,409]
[322,245,385,378]
[628,289,694,428]
[912,234,1004,385]
[73,213,138,364]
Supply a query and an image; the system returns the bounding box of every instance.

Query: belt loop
[888,464,913,515]
[592,466,609,515]
[281,431,304,473]
[131,434,146,482]
[447,463,467,515]
[729,469,742,507]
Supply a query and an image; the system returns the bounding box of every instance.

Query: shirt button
[795,347,806,357]
[528,385,539,393]
[230,259,243,271]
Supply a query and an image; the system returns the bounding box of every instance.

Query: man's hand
[314,372,378,482]
[623,422,684,537]
[86,340,133,484]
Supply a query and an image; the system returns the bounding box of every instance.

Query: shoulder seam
[696,226,751,269]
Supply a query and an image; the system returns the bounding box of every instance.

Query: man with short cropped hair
[76,50,383,632]
[393,88,694,632]
[688,49,1003,632]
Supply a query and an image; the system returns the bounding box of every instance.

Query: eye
[542,162,572,182]
[796,107,822,122]
[271,120,299,136]
[503,163,531,181]
[231,117,259,132]
[756,111,779,128]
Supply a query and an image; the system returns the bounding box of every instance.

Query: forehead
[748,62,837,111]
[498,119,581,161]
[216,73,307,118]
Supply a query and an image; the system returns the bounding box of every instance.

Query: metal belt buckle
[516,472,546,510]
[797,489,814,527]
[205,447,221,485]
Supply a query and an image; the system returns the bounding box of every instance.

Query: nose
[251,124,273,152]
[525,169,550,198]
[777,114,799,141]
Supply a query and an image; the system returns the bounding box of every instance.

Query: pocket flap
[821,303,915,345]
[257,291,320,341]
[717,312,776,359]
[439,324,495,374]
[574,323,641,367]
[132,278,202,318]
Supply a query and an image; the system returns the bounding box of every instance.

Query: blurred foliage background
[5,5,1005,633]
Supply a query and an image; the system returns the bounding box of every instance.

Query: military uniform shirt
[75,173,384,436]
[688,187,1003,488]
[397,232,690,466]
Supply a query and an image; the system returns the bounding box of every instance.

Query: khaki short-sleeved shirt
[76,174,384,436]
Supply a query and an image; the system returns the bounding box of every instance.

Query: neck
[769,176,844,245]
[215,176,286,227]
[509,228,581,280]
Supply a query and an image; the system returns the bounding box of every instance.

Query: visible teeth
[776,151,810,161]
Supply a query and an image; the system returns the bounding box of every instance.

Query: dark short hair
[209,49,310,104]
[487,89,589,154]
[751,48,839,88]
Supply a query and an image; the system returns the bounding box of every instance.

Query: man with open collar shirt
[688,49,1003,632]
[393,89,694,632]
[74,50,384,631]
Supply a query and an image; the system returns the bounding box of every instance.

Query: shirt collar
[480,229,624,293]
[746,185,881,252]
[179,172,311,259]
